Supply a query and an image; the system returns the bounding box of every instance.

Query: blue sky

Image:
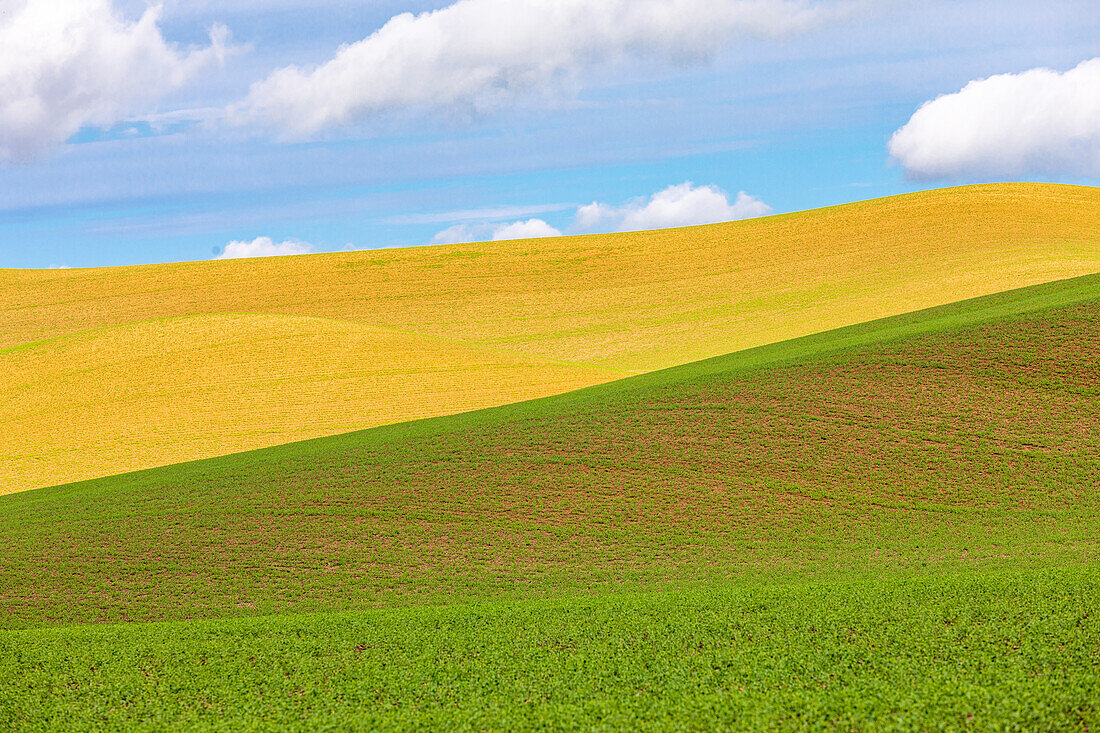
[1,0,1097,268]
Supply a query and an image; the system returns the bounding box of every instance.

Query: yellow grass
[2,183,1098,494]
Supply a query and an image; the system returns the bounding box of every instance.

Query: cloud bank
[431,182,770,244]
[216,237,315,259]
[0,0,229,163]
[889,58,1100,180]
[232,0,841,135]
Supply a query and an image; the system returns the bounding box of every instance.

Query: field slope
[2,274,1099,730]
[2,272,1097,629]
[2,182,1098,494]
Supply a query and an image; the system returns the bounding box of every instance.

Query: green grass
[2,273,1099,729]
[3,567,1098,731]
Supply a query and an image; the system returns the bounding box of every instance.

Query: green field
[2,272,1099,729]
[4,568,1097,731]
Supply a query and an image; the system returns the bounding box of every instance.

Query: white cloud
[491,219,563,241]
[0,0,229,162]
[430,219,563,245]
[575,182,772,232]
[430,182,770,244]
[889,58,1100,180]
[216,236,315,259]
[430,224,478,246]
[231,0,844,135]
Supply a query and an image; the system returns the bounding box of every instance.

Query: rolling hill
[2,182,1098,494]
[2,272,1098,730]
[1,313,626,492]
[3,272,1097,629]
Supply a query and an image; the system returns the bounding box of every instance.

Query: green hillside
[2,273,1099,729]
[2,273,1098,629]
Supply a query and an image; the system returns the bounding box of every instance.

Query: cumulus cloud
[889,58,1100,180]
[431,219,564,245]
[575,182,772,232]
[216,237,315,259]
[431,182,770,244]
[430,225,477,246]
[0,0,229,162]
[491,219,563,241]
[231,0,843,135]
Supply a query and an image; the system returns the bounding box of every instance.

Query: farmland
[2,272,1098,626]
[5,0,1098,724]
[3,568,1097,731]
[2,186,1099,729]
[1,271,1099,729]
[2,183,1098,494]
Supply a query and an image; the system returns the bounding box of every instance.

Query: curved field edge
[1,273,1097,629]
[2,566,1098,732]
[1,182,1097,494]
[23,269,1100,479]
[0,312,627,495]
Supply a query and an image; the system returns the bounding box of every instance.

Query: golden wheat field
[2,182,1098,494]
